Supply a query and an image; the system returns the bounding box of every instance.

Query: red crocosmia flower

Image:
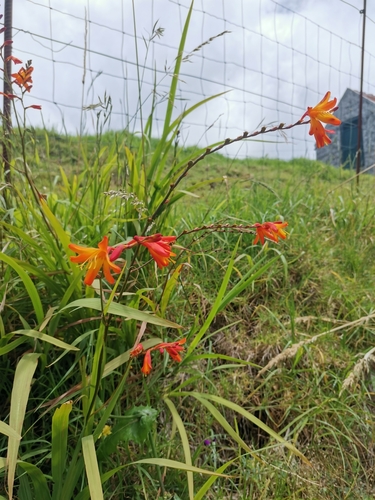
[6,55,22,64]
[138,338,186,376]
[300,91,341,148]
[253,221,288,245]
[12,66,33,92]
[68,235,121,286]
[141,349,153,376]
[156,338,186,362]
[107,234,176,268]
[133,233,176,268]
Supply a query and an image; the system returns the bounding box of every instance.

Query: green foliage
[2,3,375,499]
[98,406,158,460]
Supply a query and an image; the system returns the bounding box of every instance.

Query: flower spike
[107,233,176,268]
[253,221,288,245]
[130,338,187,376]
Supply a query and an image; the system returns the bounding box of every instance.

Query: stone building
[316,88,375,172]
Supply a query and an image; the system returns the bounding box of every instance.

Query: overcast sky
[9,0,375,159]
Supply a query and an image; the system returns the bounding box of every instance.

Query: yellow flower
[99,425,112,438]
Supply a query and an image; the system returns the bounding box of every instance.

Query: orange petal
[84,265,101,286]
[141,350,152,375]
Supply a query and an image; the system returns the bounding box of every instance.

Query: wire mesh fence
[8,0,375,160]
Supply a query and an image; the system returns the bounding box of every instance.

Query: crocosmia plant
[0,5,346,498]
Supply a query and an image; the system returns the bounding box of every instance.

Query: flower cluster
[68,233,177,285]
[253,221,288,245]
[108,234,177,269]
[0,49,41,109]
[68,222,291,286]
[130,339,186,376]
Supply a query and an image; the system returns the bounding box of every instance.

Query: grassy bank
[2,125,375,499]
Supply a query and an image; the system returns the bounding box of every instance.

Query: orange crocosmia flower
[68,235,121,286]
[300,91,341,148]
[141,349,153,376]
[253,221,288,245]
[133,234,176,268]
[140,338,186,376]
[11,66,33,92]
[156,338,186,362]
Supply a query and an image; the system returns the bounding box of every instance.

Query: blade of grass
[18,462,52,500]
[0,421,21,440]
[0,337,29,356]
[160,264,183,316]
[186,237,240,355]
[217,255,279,313]
[51,401,73,500]
[172,392,311,465]
[7,353,40,500]
[0,253,44,325]
[164,397,194,500]
[148,0,194,181]
[191,394,259,459]
[13,330,79,351]
[82,435,104,500]
[194,458,238,500]
[1,222,55,268]
[38,196,79,280]
[189,353,260,367]
[61,298,181,328]
[133,458,229,476]
[73,455,229,500]
[60,445,84,500]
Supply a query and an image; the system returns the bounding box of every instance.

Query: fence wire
[8,0,375,160]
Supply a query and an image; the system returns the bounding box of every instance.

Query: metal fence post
[2,0,13,184]
[356,0,367,184]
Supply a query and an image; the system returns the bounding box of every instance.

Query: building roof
[351,89,375,103]
[363,92,375,103]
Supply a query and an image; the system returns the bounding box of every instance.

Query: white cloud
[7,0,375,160]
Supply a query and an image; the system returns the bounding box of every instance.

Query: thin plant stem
[144,119,309,231]
[85,279,110,433]
[93,359,134,440]
[149,433,165,497]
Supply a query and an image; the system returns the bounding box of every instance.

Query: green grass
[2,125,375,499]
[175,158,375,499]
